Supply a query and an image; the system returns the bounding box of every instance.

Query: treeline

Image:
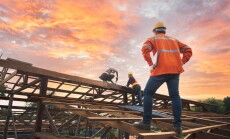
[199,97,230,114]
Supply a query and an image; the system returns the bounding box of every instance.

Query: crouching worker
[99,68,118,84]
[126,72,142,106]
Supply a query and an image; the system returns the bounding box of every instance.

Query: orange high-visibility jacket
[142,33,192,76]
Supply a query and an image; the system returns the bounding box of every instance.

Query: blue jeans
[143,74,182,127]
[132,84,142,106]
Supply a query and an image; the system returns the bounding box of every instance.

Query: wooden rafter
[0,58,229,139]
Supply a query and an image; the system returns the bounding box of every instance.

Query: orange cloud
[1,0,229,101]
[0,0,138,60]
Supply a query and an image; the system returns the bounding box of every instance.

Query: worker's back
[143,33,187,76]
[105,68,117,74]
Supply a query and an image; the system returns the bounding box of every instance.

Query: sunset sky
[0,0,229,100]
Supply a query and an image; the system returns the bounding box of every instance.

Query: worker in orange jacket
[134,22,192,135]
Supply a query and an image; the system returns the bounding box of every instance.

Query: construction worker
[126,72,142,106]
[99,68,118,84]
[134,22,192,135]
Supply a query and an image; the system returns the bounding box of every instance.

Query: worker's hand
[149,64,156,72]
[181,61,184,66]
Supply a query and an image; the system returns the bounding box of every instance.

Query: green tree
[223,96,230,112]
[200,97,225,113]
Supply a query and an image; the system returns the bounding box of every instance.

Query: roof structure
[0,58,229,139]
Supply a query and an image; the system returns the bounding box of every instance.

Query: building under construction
[0,58,229,139]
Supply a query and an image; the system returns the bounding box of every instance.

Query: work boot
[174,127,182,136]
[133,120,150,130]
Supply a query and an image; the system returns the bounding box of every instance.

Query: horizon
[0,0,230,101]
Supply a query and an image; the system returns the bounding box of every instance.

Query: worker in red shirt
[126,72,142,106]
[134,22,192,136]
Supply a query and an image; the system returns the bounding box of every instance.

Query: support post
[122,92,128,105]
[11,114,18,139]
[3,91,14,139]
[163,100,168,109]
[187,103,191,111]
[34,77,47,139]
[75,116,82,136]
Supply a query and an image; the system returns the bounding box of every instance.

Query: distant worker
[126,72,142,106]
[99,68,118,84]
[134,22,192,135]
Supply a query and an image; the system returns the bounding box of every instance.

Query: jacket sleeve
[177,41,192,64]
[142,40,153,66]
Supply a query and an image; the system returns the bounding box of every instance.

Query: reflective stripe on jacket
[142,33,192,76]
[131,82,139,88]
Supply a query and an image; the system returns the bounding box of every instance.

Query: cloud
[0,0,229,100]
[0,0,139,60]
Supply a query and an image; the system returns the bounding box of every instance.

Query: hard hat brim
[153,27,166,32]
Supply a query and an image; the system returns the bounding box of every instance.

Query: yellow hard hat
[153,22,166,31]
[128,72,133,75]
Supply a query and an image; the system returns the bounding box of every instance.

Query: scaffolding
[0,58,229,139]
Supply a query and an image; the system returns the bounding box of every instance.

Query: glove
[181,61,184,66]
[149,64,156,71]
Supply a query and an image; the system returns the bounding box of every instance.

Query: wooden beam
[91,127,105,138]
[0,59,217,109]
[49,82,64,96]
[0,59,132,93]
[14,116,33,128]
[123,92,128,104]
[210,128,230,137]
[53,103,148,135]
[196,131,230,139]
[75,116,82,136]
[1,68,8,81]
[58,115,78,131]
[183,133,194,139]
[87,117,193,121]
[101,126,112,138]
[0,70,17,85]
[111,94,123,103]
[0,96,35,102]
[34,132,90,139]
[180,121,204,128]
[139,124,228,139]
[65,85,80,98]
[47,87,96,97]
[0,105,37,110]
[44,102,139,113]
[34,77,48,138]
[10,75,23,93]
[14,78,41,93]
[11,114,18,139]
[42,100,91,106]
[3,91,14,139]
[44,105,59,135]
